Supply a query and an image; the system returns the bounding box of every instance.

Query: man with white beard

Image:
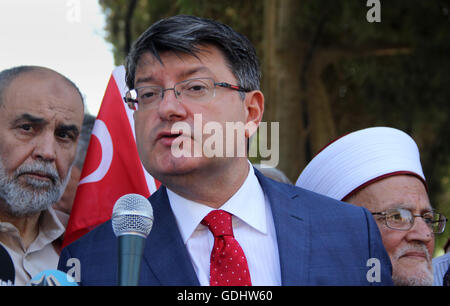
[296,127,447,286]
[0,66,84,285]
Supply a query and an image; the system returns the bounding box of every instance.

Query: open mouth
[156,130,190,146]
[157,131,181,139]
[164,133,181,139]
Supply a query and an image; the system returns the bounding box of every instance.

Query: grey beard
[392,274,433,286]
[391,242,434,286]
[0,159,72,217]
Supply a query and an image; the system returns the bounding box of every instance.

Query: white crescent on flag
[63,66,160,247]
[78,119,113,185]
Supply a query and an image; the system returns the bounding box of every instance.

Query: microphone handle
[118,234,146,286]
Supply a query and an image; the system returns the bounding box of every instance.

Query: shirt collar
[40,207,67,242]
[0,207,66,252]
[168,161,267,244]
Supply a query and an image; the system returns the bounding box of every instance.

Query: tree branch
[124,0,138,55]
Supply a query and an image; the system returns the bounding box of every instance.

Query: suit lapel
[141,171,310,286]
[255,170,310,285]
[142,187,200,285]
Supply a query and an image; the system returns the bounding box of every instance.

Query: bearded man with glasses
[297,126,448,286]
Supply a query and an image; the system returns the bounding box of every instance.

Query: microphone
[112,193,153,286]
[27,270,78,286]
[0,244,14,286]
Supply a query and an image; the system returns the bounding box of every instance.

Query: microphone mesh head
[111,194,153,238]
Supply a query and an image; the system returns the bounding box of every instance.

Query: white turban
[296,127,426,201]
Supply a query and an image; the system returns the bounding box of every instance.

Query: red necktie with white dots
[201,210,252,286]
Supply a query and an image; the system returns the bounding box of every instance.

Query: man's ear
[244,90,264,138]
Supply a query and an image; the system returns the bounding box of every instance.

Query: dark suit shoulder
[256,171,393,285]
[295,184,368,217]
[59,220,118,285]
[64,220,116,252]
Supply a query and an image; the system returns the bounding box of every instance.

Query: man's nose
[32,132,57,162]
[157,88,187,121]
[405,216,434,243]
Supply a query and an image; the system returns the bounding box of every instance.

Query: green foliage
[323,1,450,254]
[99,0,263,65]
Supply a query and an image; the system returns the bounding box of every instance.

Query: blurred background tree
[99,0,450,255]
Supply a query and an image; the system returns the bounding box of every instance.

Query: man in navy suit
[58,15,393,286]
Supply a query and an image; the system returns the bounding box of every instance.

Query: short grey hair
[0,65,84,106]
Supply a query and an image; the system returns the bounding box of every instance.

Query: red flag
[63,66,160,248]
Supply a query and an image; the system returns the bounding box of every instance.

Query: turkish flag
[62,66,160,248]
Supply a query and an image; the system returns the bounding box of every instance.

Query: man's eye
[20,124,32,131]
[392,213,402,220]
[56,130,75,141]
[16,124,36,134]
[142,92,156,98]
[139,89,160,104]
[188,85,207,91]
[183,83,209,96]
[422,214,435,224]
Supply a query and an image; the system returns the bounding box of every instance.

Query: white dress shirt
[167,163,281,286]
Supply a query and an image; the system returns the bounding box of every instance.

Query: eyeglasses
[372,207,447,234]
[123,77,250,111]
